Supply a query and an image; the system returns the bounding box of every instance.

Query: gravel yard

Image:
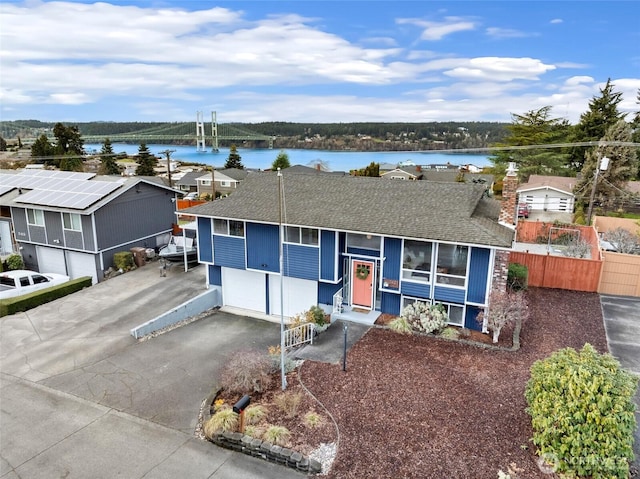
[297,288,609,478]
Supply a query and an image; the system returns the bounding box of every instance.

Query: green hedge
[0,276,93,317]
[525,343,638,478]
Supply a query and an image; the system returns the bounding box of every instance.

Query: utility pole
[211,165,216,199]
[586,156,610,226]
[160,149,176,187]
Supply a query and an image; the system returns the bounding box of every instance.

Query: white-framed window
[435,244,468,287]
[62,213,82,231]
[219,180,231,187]
[213,219,244,237]
[27,209,44,226]
[390,176,407,180]
[346,233,380,250]
[401,295,431,311]
[402,239,433,282]
[200,179,211,186]
[284,226,318,246]
[438,302,465,326]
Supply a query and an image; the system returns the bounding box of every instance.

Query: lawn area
[299,288,608,478]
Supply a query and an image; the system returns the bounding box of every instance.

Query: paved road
[1,264,303,478]
[600,294,640,473]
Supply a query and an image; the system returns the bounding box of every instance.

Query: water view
[84,143,491,172]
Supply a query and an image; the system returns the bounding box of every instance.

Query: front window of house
[401,297,464,327]
[201,180,211,186]
[62,213,82,231]
[402,240,432,282]
[436,244,468,287]
[284,226,318,246]
[219,180,231,187]
[347,233,380,250]
[213,219,244,237]
[27,209,44,226]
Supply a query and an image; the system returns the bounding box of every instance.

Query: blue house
[185,172,514,330]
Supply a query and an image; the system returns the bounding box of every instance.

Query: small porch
[321,287,381,326]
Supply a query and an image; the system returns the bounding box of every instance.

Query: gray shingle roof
[185,173,513,247]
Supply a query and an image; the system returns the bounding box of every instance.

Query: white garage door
[268,275,317,318]
[36,246,67,276]
[66,251,98,284]
[222,268,266,314]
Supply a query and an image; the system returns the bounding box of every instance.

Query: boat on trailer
[158,232,198,263]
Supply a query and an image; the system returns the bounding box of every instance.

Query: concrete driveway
[600,294,640,472]
[1,264,302,478]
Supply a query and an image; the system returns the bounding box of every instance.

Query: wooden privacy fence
[599,251,640,297]
[516,221,601,261]
[510,251,602,292]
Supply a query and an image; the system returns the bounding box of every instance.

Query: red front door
[352,260,374,309]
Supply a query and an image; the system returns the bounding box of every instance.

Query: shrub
[307,305,327,326]
[0,276,92,317]
[204,408,238,438]
[303,410,324,429]
[5,254,24,271]
[525,343,638,479]
[402,301,448,334]
[507,263,528,291]
[244,405,266,426]
[439,327,460,340]
[113,251,134,271]
[476,290,529,343]
[219,349,273,395]
[243,425,260,438]
[388,316,412,334]
[263,425,290,446]
[267,345,297,374]
[273,391,302,419]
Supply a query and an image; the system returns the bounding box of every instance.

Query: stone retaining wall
[209,431,322,474]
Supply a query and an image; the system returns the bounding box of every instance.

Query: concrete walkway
[600,294,640,472]
[1,264,303,479]
[293,319,371,364]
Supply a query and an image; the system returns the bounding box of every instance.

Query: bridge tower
[211,111,219,153]
[196,111,206,152]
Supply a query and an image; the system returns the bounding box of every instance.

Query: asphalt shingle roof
[185,173,514,248]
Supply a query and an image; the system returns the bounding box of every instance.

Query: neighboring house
[516,175,577,212]
[0,169,179,284]
[380,168,417,180]
[185,173,514,330]
[196,168,249,197]
[175,171,203,194]
[378,162,399,174]
[420,163,458,171]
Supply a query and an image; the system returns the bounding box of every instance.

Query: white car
[0,270,71,299]
[183,192,199,200]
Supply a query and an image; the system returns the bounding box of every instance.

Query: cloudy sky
[1,0,639,124]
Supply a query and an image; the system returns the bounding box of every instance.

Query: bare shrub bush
[219,349,273,395]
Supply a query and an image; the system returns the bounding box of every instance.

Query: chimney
[499,162,518,227]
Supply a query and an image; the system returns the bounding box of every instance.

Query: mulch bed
[296,287,609,478]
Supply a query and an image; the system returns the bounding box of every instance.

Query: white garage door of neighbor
[268,275,317,318]
[66,251,98,284]
[546,197,561,211]
[36,246,67,276]
[222,268,266,314]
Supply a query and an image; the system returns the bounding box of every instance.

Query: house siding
[283,243,319,281]
[213,235,246,269]
[64,230,83,250]
[401,281,430,298]
[209,265,222,285]
[465,305,482,331]
[94,183,175,249]
[246,222,279,272]
[44,211,63,246]
[381,291,401,314]
[318,281,341,305]
[198,217,213,263]
[81,215,95,251]
[433,286,466,304]
[347,246,380,258]
[467,247,490,304]
[382,237,401,290]
[320,230,336,281]
[11,209,29,243]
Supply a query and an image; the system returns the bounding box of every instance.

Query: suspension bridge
[25,112,275,150]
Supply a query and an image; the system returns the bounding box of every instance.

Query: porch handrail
[283,322,314,349]
[333,288,343,314]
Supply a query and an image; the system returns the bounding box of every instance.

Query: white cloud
[396,16,477,41]
[550,18,563,24]
[443,57,556,81]
[485,27,533,39]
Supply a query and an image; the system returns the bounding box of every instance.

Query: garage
[268,275,317,318]
[66,251,98,284]
[221,267,266,314]
[36,246,67,276]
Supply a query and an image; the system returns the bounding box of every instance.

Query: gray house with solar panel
[0,170,179,283]
[184,172,514,330]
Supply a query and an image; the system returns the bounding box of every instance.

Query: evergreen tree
[135,143,157,176]
[59,153,84,172]
[352,161,380,177]
[0,136,7,152]
[569,79,626,171]
[99,138,120,175]
[30,134,54,163]
[489,106,571,180]
[575,119,637,206]
[632,89,640,180]
[272,150,290,170]
[224,144,244,169]
[53,122,84,156]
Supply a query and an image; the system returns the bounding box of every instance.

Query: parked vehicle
[183,192,199,200]
[0,270,71,299]
[518,203,531,218]
[158,231,198,263]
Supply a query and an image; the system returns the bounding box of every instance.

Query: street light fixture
[586,156,610,226]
